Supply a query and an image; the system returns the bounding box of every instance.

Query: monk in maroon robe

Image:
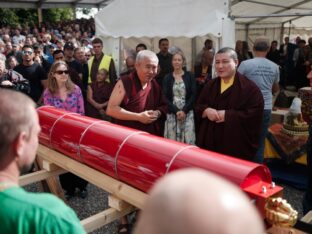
[107,50,167,137]
[195,47,264,161]
[86,69,114,120]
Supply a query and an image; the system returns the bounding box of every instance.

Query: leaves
[0,8,74,27]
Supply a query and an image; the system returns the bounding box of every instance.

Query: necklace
[0,181,17,192]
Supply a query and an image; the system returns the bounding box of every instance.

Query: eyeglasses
[22,51,33,55]
[55,70,69,75]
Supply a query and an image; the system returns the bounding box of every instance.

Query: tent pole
[37,2,43,26]
[245,24,250,42]
[280,22,285,45]
[288,20,292,38]
[191,38,196,71]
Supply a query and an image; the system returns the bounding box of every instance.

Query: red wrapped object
[37,106,282,216]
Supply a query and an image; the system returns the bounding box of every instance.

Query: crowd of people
[0,18,312,233]
[237,36,312,90]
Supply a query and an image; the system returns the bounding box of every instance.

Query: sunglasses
[55,70,69,75]
[22,51,33,55]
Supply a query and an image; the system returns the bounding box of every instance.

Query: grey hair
[216,47,238,60]
[136,50,159,64]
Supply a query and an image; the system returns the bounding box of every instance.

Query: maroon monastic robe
[86,81,113,119]
[114,72,168,136]
[195,72,264,161]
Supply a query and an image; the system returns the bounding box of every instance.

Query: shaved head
[134,169,264,234]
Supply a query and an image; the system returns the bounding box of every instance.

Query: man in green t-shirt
[0,89,86,234]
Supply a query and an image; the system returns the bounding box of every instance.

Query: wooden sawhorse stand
[19,144,148,233]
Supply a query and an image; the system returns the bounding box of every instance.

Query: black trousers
[59,173,88,195]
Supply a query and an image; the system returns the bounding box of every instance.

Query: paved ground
[25,178,306,234]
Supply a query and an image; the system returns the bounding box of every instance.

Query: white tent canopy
[231,0,312,29]
[95,0,229,38]
[95,0,234,73]
[95,0,312,72]
[231,0,312,45]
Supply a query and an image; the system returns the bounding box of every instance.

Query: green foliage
[16,9,38,26]
[42,8,74,23]
[0,9,20,27]
[0,8,74,28]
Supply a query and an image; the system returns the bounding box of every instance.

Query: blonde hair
[47,60,75,95]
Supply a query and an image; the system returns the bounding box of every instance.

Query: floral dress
[164,80,195,144]
[43,85,85,115]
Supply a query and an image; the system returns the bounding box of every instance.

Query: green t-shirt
[0,186,86,234]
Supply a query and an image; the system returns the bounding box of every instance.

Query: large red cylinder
[37,106,273,193]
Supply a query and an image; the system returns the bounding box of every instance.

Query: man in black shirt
[64,42,84,90]
[156,38,173,86]
[14,45,47,104]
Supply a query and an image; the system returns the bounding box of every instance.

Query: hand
[96,103,105,110]
[196,77,206,84]
[1,80,13,86]
[176,111,186,122]
[99,109,106,115]
[152,110,161,118]
[139,110,158,124]
[216,110,225,123]
[203,108,220,122]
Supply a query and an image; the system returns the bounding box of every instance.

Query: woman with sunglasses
[43,60,84,115]
[43,60,88,199]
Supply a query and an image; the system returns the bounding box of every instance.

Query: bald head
[0,89,36,157]
[134,169,264,234]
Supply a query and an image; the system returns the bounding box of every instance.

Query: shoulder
[163,73,173,81]
[239,58,254,67]
[1,187,74,217]
[43,88,52,96]
[73,85,82,93]
[202,77,218,90]
[103,54,113,61]
[236,72,261,92]
[151,78,162,90]
[264,58,279,69]
[183,71,193,78]
[14,64,23,71]
[119,73,132,83]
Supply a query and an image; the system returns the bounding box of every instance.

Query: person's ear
[135,62,140,71]
[12,132,27,159]
[234,59,239,67]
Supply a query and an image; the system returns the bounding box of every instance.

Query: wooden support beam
[35,156,66,200]
[108,195,134,212]
[42,160,61,171]
[19,168,66,186]
[35,144,147,231]
[301,211,312,223]
[37,144,148,209]
[81,206,136,233]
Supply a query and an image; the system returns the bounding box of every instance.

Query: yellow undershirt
[220,76,234,93]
